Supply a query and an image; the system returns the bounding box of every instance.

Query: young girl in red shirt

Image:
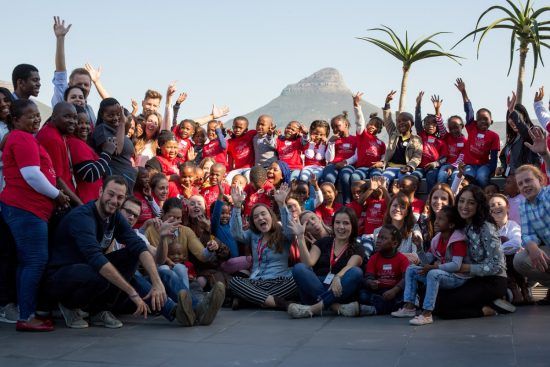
[320,112,357,204]
[226,116,256,183]
[276,120,308,179]
[202,120,227,168]
[315,182,342,226]
[299,120,329,181]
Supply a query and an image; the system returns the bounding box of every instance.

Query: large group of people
[1,17,550,332]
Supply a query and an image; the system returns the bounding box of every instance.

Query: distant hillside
[241,68,381,128]
[0,80,52,124]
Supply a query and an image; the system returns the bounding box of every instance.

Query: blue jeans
[381,167,410,186]
[159,264,189,290]
[132,272,176,321]
[415,168,437,193]
[437,164,459,185]
[320,164,356,204]
[1,203,48,320]
[157,266,200,308]
[350,167,382,183]
[463,164,491,188]
[291,263,363,307]
[404,265,467,311]
[299,166,324,181]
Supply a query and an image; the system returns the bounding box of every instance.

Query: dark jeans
[359,288,404,315]
[44,248,140,314]
[434,275,507,319]
[292,263,363,307]
[1,203,48,320]
[0,214,17,306]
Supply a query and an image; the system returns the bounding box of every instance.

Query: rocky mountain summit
[242,68,381,128]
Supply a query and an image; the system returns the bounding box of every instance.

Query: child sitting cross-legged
[358,224,410,316]
[391,206,469,325]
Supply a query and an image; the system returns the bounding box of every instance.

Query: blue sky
[2,0,549,123]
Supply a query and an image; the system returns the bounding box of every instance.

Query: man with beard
[44,176,168,329]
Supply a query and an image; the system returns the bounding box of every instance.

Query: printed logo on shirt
[457,142,464,147]
[477,133,485,139]
[382,264,393,271]
[427,137,435,143]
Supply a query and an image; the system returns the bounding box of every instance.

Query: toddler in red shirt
[436,113,467,185]
[243,166,275,217]
[199,163,230,217]
[202,120,227,167]
[173,119,196,163]
[358,224,410,315]
[170,163,199,199]
[348,176,390,236]
[315,182,342,226]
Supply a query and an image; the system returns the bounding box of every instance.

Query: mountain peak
[281,67,351,96]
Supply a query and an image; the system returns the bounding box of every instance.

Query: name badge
[285,141,292,146]
[324,273,335,285]
[477,133,485,139]
[403,142,409,147]
[457,142,464,147]
[382,264,393,271]
[343,143,350,149]
[428,137,435,143]
[374,203,382,209]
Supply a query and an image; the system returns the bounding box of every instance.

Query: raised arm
[194,105,230,126]
[171,92,187,128]
[353,92,366,134]
[507,92,531,142]
[85,63,110,100]
[382,90,398,136]
[455,78,474,124]
[161,82,177,131]
[534,86,550,129]
[229,186,250,243]
[51,16,72,107]
[414,91,424,135]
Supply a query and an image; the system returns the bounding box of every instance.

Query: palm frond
[356,37,405,61]
[507,30,517,76]
[408,49,463,65]
[476,17,518,56]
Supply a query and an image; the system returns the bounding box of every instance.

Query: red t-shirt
[36,123,76,193]
[315,202,343,226]
[155,155,183,177]
[303,141,327,167]
[133,191,154,229]
[0,130,57,221]
[332,135,357,164]
[227,130,256,169]
[356,130,386,168]
[418,132,447,168]
[66,136,102,203]
[175,137,193,163]
[363,197,387,235]
[202,139,228,167]
[200,182,231,216]
[243,181,275,216]
[442,134,467,165]
[169,181,200,199]
[412,197,425,216]
[463,124,500,165]
[366,252,410,289]
[276,137,304,170]
[433,237,467,264]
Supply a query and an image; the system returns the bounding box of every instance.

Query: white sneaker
[0,303,19,324]
[409,314,433,326]
[391,307,417,318]
[58,303,89,329]
[287,303,313,319]
[91,311,123,328]
[338,302,360,317]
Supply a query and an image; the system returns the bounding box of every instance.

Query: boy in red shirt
[349,176,391,236]
[243,166,275,216]
[172,119,196,163]
[276,120,308,179]
[456,78,499,188]
[170,163,199,199]
[199,163,230,216]
[226,116,256,184]
[358,224,410,315]
[398,175,424,220]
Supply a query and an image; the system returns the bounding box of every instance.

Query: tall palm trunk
[516,43,528,104]
[398,66,410,114]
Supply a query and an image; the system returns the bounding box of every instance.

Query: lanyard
[329,240,348,272]
[256,237,269,266]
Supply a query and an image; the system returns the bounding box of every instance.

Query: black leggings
[434,276,507,319]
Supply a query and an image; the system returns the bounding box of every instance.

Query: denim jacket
[464,222,506,278]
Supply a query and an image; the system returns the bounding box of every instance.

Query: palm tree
[454,0,550,104]
[357,25,462,113]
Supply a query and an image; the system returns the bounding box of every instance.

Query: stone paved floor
[0,306,549,367]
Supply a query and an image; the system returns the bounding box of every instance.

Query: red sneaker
[16,319,54,332]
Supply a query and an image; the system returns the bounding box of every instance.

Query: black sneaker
[195,282,225,325]
[492,299,516,314]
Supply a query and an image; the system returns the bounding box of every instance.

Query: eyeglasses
[121,207,140,218]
